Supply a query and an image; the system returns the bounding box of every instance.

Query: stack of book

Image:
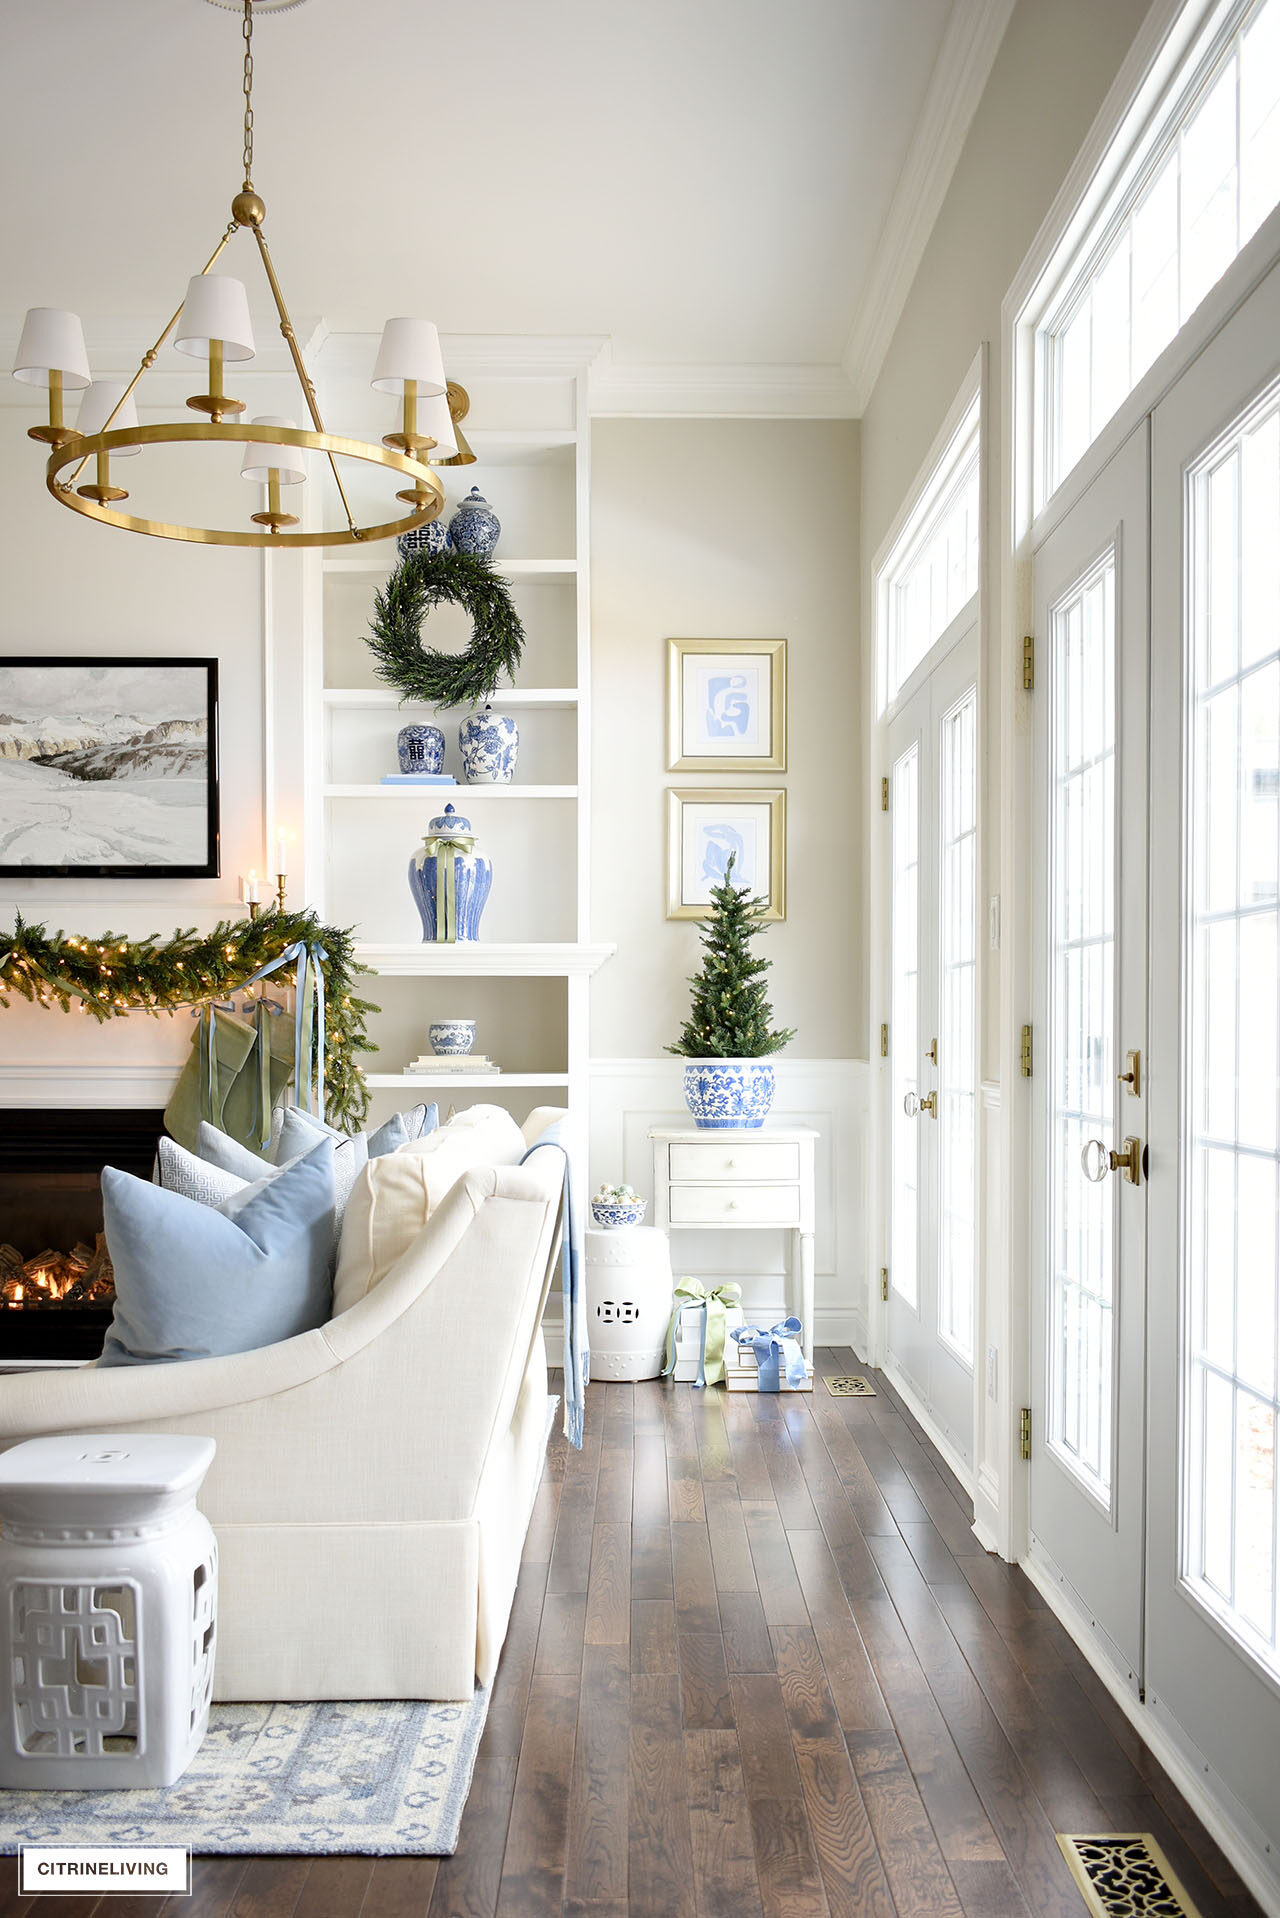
[405,1054,501,1076]
[380,773,458,786]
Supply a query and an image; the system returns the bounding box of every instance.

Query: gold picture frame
[666,788,786,921]
[667,637,787,772]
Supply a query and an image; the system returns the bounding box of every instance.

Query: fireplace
[0,1109,166,1362]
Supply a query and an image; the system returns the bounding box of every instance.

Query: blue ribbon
[732,1318,807,1392]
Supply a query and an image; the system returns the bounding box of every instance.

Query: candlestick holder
[276,873,287,911]
[247,900,260,921]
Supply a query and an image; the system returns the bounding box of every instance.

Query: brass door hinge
[881,776,889,812]
[880,1268,889,1303]
[880,1022,888,1058]
[1023,633,1035,691]
[1019,1406,1032,1461]
[1020,1024,1033,1078]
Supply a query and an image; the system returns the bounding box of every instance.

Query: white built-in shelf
[362,1072,570,1089]
[325,784,577,800]
[461,429,577,463]
[357,942,615,978]
[322,687,579,710]
[323,555,578,580]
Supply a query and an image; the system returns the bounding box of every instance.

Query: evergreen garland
[0,909,379,1133]
[366,550,526,708]
[667,857,796,1059]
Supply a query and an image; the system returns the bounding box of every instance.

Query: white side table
[649,1125,818,1364]
[0,1432,218,1790]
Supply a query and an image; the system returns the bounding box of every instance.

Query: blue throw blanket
[520,1122,587,1448]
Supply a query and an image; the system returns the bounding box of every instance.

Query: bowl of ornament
[590,1182,647,1230]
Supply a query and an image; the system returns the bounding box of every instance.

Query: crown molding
[587,343,859,418]
[307,331,607,383]
[842,0,1017,415]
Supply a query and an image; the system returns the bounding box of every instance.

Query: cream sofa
[0,1113,568,1702]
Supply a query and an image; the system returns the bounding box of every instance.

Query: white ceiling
[2,0,1003,405]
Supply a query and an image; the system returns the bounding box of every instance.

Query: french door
[1146,254,1280,1848]
[887,620,979,1466]
[1029,423,1149,1688]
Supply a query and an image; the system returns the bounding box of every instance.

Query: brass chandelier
[11,0,475,548]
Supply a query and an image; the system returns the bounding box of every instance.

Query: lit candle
[246,868,259,904]
[276,830,288,877]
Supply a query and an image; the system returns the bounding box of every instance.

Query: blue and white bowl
[682,1059,776,1131]
[397,519,451,562]
[429,1019,477,1056]
[591,1198,648,1230]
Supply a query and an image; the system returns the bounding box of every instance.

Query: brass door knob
[903,1090,937,1119]
[1081,1136,1142,1185]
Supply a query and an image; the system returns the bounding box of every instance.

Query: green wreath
[366,551,525,708]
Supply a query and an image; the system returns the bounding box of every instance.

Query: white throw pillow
[332,1105,526,1316]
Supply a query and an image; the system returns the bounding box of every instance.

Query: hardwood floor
[0,1351,1266,1917]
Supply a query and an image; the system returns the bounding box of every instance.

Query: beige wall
[860,0,1151,1076]
[590,418,860,1059]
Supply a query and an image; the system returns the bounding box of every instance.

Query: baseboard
[881,1357,977,1503]
[1021,1551,1280,1918]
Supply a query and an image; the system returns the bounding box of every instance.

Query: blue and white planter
[429,1019,477,1056]
[682,1059,776,1130]
[397,723,446,775]
[459,708,519,784]
[448,487,501,559]
[590,1198,648,1230]
[397,519,451,562]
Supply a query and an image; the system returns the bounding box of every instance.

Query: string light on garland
[0,909,379,1132]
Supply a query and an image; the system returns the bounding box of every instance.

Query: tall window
[1184,375,1280,1671]
[1039,0,1280,505]
[879,393,980,707]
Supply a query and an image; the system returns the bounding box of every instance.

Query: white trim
[586,345,859,419]
[843,0,1016,413]
[589,1056,865,1077]
[1022,1550,1280,1917]
[0,1064,179,1106]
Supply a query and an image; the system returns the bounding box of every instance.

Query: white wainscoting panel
[587,1057,869,1349]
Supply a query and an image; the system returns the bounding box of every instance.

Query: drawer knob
[727,1199,737,1210]
[727,1158,737,1169]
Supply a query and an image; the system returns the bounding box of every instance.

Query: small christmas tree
[668,856,796,1058]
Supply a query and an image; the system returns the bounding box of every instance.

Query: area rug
[0,1397,560,1857]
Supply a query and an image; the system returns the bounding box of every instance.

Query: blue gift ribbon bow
[732,1318,807,1392]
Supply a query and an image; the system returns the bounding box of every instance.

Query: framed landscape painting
[0,657,220,878]
[668,637,786,772]
[667,787,786,921]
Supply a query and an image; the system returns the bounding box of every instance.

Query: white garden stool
[585,1227,674,1381]
[0,1433,218,1790]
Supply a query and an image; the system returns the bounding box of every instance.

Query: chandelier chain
[242,0,255,188]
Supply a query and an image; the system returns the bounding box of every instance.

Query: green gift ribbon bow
[425,829,476,943]
[661,1279,744,1387]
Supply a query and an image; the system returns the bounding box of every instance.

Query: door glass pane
[939,689,977,1360]
[1048,549,1117,1503]
[891,743,920,1308]
[1184,380,1280,1672]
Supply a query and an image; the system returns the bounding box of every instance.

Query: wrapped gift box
[670,1301,745,1383]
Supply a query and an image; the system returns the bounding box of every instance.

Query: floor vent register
[822,1375,877,1397]
[1057,1834,1203,1918]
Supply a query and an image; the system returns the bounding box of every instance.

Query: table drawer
[668,1142,800,1183]
[669,1183,801,1226]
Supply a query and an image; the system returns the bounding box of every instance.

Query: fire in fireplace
[0,1109,166,1362]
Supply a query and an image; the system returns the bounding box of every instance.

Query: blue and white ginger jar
[448,486,501,559]
[397,518,451,562]
[682,1059,776,1130]
[396,723,446,775]
[459,707,519,784]
[408,804,492,943]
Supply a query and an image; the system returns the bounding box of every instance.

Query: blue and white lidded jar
[408,804,493,943]
[396,518,451,562]
[459,706,519,784]
[447,486,501,559]
[396,723,446,775]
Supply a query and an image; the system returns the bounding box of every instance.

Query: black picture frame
[0,655,220,879]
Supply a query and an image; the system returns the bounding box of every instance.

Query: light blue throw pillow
[367,1102,438,1157]
[99,1138,336,1367]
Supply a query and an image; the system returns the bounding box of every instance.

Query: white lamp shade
[419,387,458,461]
[74,380,141,455]
[12,308,91,389]
[174,274,256,361]
[371,318,445,397]
[240,416,306,485]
